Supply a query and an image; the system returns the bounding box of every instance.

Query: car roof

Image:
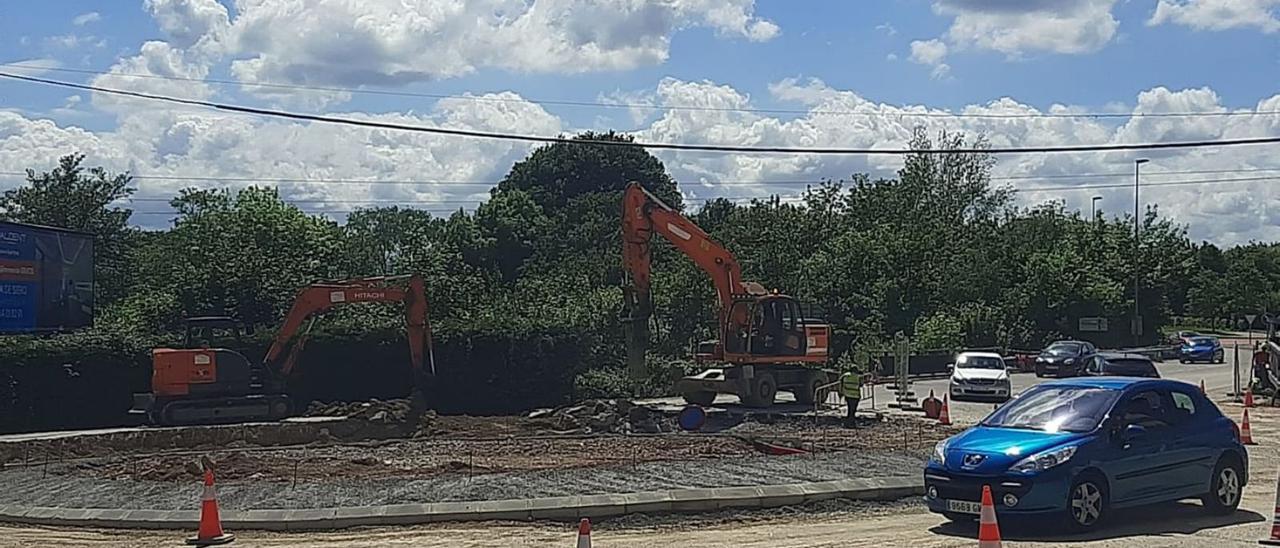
[1037,377,1175,390]
[1049,340,1087,345]
[958,351,1003,359]
[1097,352,1153,361]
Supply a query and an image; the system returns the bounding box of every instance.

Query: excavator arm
[265,274,435,378]
[622,182,765,375]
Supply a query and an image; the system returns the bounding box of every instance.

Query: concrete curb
[0,476,922,531]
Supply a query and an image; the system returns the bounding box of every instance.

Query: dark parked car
[1036,340,1097,378]
[925,378,1248,531]
[1084,353,1160,378]
[1180,336,1224,364]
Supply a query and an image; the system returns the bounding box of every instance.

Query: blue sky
[0,1,1278,243]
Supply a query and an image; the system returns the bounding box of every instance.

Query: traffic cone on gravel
[978,485,1002,548]
[187,468,234,546]
[1247,386,1256,408]
[1242,409,1257,445]
[577,518,592,548]
[1260,471,1280,545]
[938,395,952,426]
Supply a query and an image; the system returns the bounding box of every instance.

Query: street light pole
[1133,159,1149,346]
[1091,196,1102,220]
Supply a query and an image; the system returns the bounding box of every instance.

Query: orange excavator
[131,274,434,425]
[622,182,833,407]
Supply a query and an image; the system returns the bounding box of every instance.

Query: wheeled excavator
[621,182,834,407]
[131,274,434,425]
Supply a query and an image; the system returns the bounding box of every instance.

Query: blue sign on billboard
[0,222,94,332]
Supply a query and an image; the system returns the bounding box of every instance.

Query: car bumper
[1035,362,1076,375]
[924,465,1071,517]
[949,382,1010,400]
[1180,349,1216,360]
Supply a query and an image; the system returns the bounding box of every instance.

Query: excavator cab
[717,295,825,360]
[183,316,250,349]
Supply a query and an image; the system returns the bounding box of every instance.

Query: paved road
[871,344,1255,425]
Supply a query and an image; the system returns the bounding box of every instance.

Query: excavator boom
[266,274,434,378]
[620,181,832,408]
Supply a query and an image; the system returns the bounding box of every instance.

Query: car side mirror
[1122,424,1147,441]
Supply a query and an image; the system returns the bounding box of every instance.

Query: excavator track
[154,395,292,426]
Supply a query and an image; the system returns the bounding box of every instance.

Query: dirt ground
[40,415,956,484]
[4,395,1280,547]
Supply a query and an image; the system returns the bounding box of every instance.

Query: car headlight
[932,440,948,465]
[1009,445,1077,475]
[1064,358,1076,365]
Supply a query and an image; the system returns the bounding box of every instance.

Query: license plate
[945,500,982,514]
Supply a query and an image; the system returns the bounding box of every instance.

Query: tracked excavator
[621,182,834,408]
[131,275,434,425]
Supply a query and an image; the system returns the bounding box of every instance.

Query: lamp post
[1091,196,1102,220]
[1133,159,1149,345]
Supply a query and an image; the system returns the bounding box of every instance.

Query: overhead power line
[5,62,1280,121]
[5,71,1280,155]
[6,166,1280,186]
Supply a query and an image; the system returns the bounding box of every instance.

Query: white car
[948,351,1012,402]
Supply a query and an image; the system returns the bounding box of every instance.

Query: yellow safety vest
[840,372,863,398]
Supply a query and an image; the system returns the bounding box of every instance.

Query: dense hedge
[0,325,597,434]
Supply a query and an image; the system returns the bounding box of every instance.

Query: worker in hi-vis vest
[839,370,863,426]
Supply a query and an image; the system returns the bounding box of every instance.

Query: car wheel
[1216,350,1225,364]
[1201,457,1243,515]
[1180,359,1188,364]
[1066,474,1108,531]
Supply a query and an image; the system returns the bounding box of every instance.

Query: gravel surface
[0,450,925,510]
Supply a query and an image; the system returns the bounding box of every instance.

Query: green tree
[0,154,137,304]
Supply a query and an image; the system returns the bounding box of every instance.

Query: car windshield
[958,356,1004,369]
[1189,337,1215,345]
[982,386,1120,433]
[1044,342,1081,355]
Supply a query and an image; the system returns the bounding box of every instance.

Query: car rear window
[1107,359,1159,378]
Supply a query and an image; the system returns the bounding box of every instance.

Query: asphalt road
[871,343,1256,425]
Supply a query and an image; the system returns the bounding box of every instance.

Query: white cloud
[1150,0,1280,33]
[44,34,106,50]
[72,12,101,27]
[143,0,230,51]
[909,39,951,78]
[876,23,898,36]
[2,58,62,77]
[2,64,1278,244]
[934,0,1120,56]
[144,0,777,109]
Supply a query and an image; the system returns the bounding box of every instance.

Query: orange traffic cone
[187,468,234,546]
[1242,409,1257,445]
[938,395,952,426]
[978,485,1002,548]
[1260,471,1280,545]
[577,518,592,548]
[1246,386,1256,408]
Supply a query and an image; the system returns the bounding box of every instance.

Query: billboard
[0,222,94,332]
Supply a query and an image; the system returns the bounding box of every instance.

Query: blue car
[924,377,1247,531]
[1181,336,1225,364]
